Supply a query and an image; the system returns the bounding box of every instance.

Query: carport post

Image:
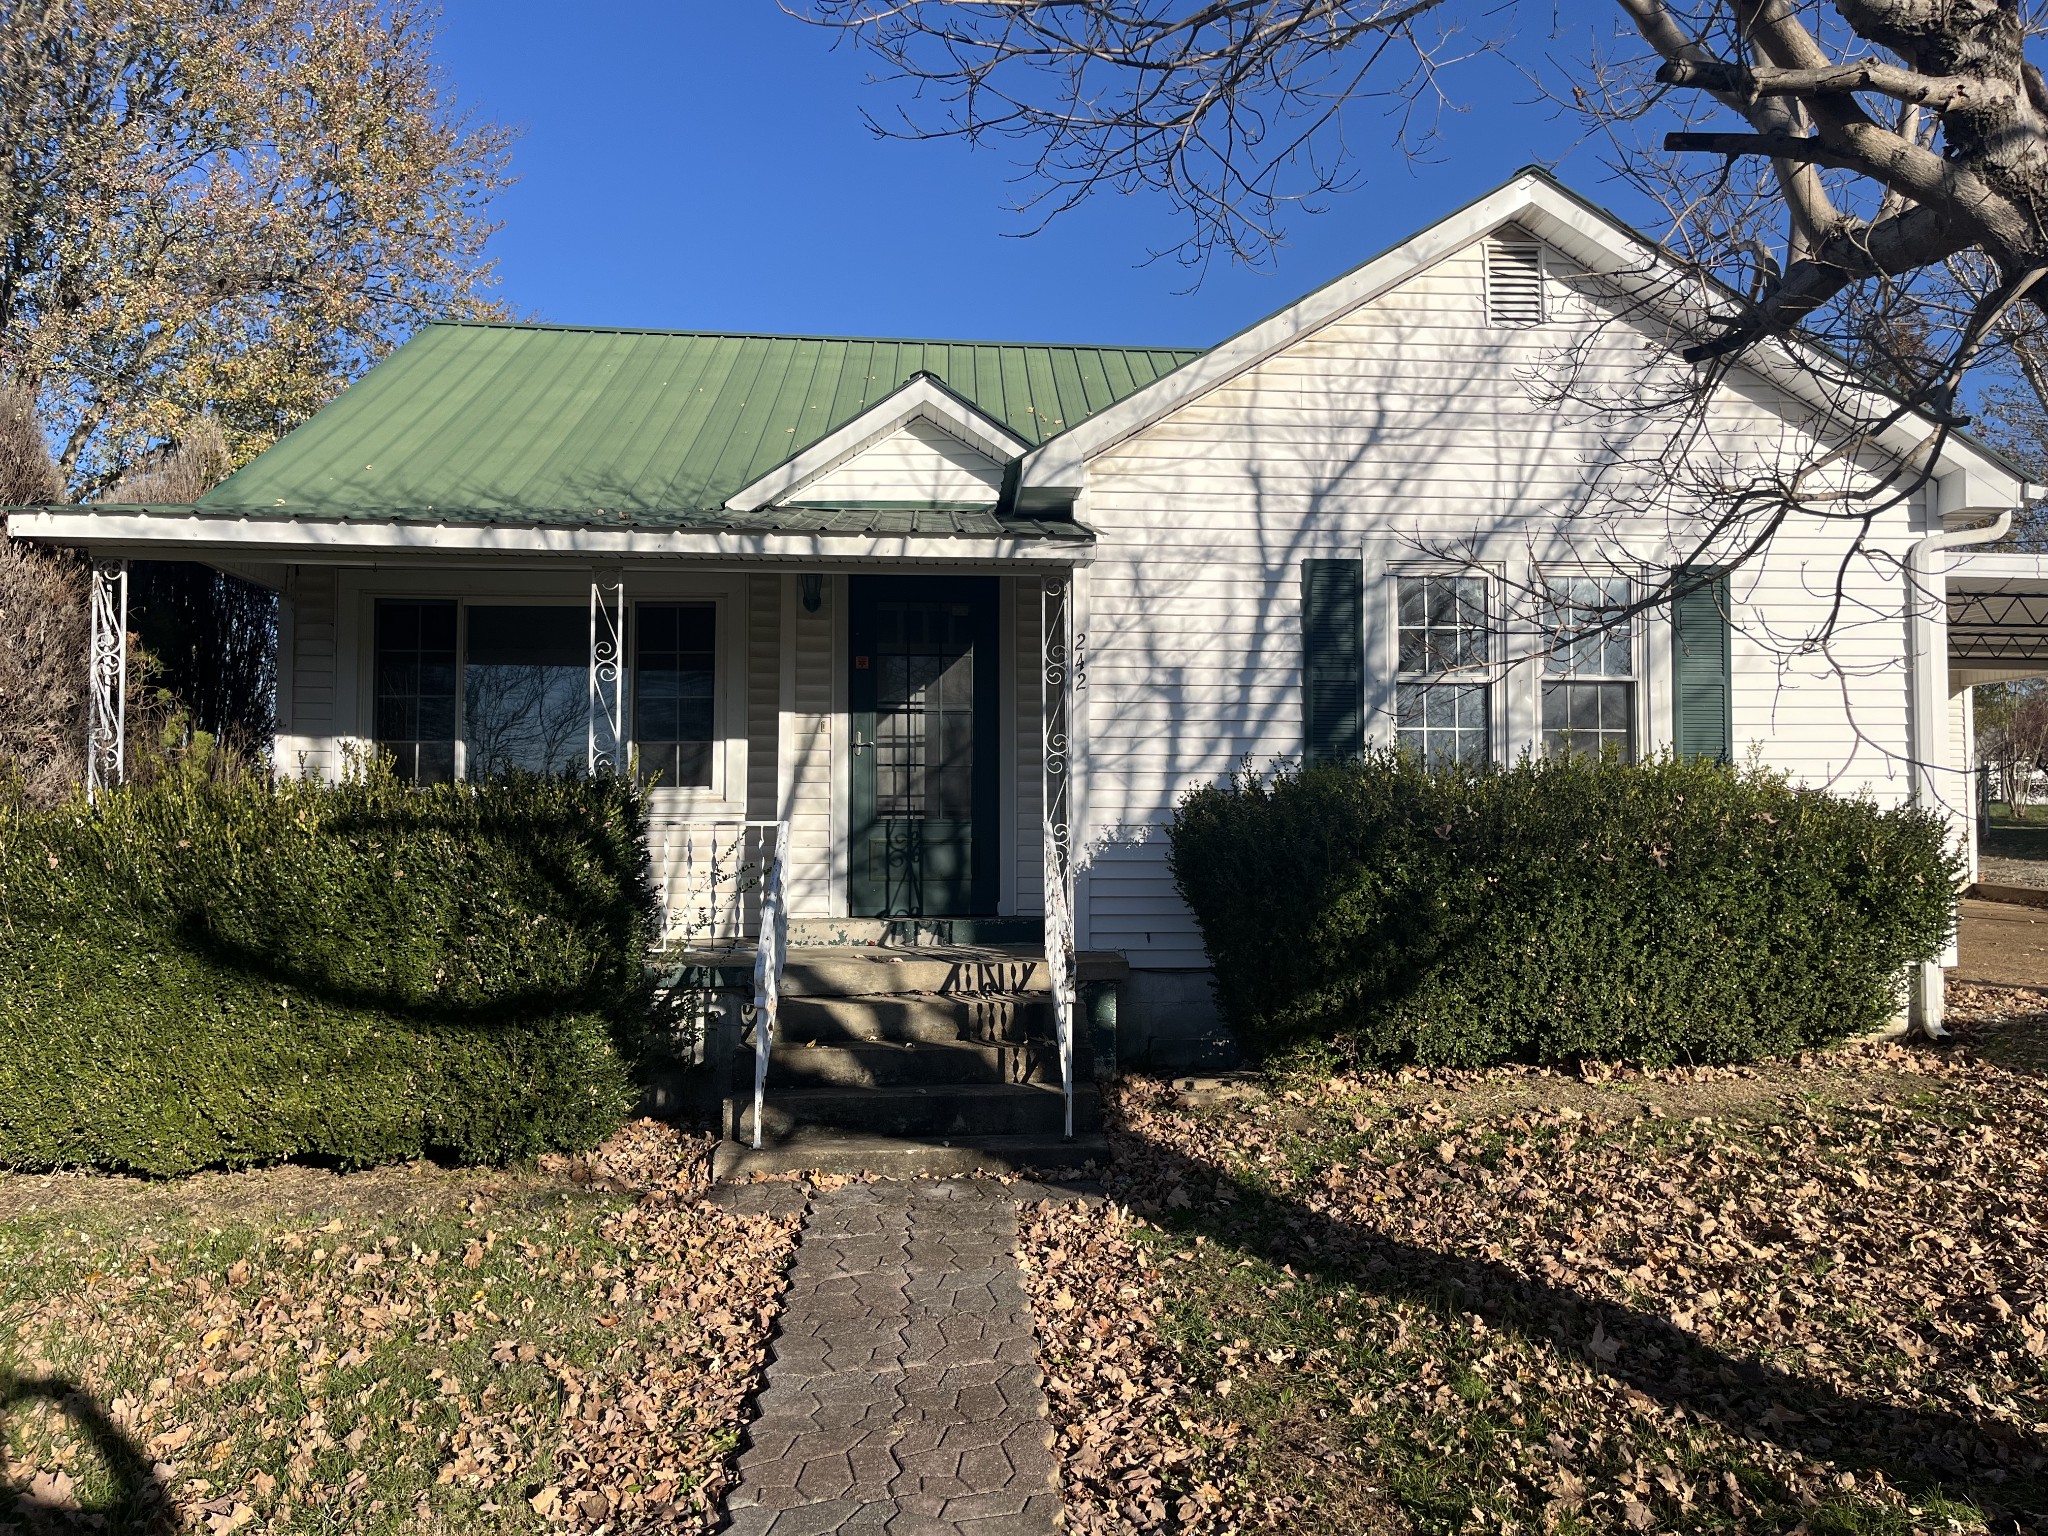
[1907,490,2019,1036]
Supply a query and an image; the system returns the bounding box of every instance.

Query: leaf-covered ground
[1021,985,2048,1535]
[0,1122,801,1535]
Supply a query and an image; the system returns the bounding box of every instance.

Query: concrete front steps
[714,944,1108,1180]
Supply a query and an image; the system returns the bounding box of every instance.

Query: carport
[1948,550,2048,885]
[1943,549,2048,999]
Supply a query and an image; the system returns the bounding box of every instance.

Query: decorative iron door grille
[848,576,999,916]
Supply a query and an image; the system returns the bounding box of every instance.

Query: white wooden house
[19,168,2047,1160]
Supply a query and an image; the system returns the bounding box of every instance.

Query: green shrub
[1168,752,1960,1068]
[0,766,658,1175]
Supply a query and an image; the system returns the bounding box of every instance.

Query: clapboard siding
[798,418,1004,504]
[286,565,340,778]
[746,575,779,821]
[1076,232,1921,962]
[1013,576,1045,917]
[786,578,837,914]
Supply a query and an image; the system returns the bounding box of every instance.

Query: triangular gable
[726,372,1030,512]
[1016,168,2024,498]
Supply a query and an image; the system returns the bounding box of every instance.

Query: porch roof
[85,324,1200,531]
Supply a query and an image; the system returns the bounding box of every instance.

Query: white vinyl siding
[795,418,1005,505]
[785,575,838,914]
[746,574,779,819]
[1013,575,1046,917]
[1074,231,1923,963]
[283,566,340,778]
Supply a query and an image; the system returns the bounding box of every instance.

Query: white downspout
[1904,500,2022,1038]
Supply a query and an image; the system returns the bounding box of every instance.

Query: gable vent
[1485,240,1546,326]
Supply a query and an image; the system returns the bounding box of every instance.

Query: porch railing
[648,818,784,950]
[752,820,791,1150]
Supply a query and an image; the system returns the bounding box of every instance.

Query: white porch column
[86,559,128,798]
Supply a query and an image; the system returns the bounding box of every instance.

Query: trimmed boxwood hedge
[1168,752,1960,1068]
[0,766,659,1175]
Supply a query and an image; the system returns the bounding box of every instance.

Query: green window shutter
[1671,568,1732,763]
[1302,558,1364,766]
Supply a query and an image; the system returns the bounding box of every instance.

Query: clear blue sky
[432,3,1619,351]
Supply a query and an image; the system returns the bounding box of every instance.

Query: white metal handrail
[752,820,791,1150]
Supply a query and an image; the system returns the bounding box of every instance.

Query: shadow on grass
[1104,1129,2046,1529]
[0,1376,173,1534]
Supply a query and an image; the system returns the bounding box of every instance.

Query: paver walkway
[723,1179,1061,1536]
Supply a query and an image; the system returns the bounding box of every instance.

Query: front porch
[68,557,1087,932]
[649,941,1128,1179]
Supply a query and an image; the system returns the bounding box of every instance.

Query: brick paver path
[722,1180,1061,1536]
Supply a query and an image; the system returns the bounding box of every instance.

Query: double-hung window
[373,600,458,785]
[1541,573,1636,759]
[1395,574,1490,766]
[370,597,718,785]
[633,603,717,789]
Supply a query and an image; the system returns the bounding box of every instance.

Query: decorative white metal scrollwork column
[86,560,129,799]
[589,579,625,774]
[1041,575,1079,1138]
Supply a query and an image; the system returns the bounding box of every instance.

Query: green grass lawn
[0,1127,797,1535]
[1024,991,2048,1535]
[1980,803,2048,865]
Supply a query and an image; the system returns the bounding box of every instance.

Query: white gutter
[1904,498,2025,1038]
[5,509,1095,566]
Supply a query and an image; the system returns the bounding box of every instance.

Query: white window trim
[1531,567,1645,759]
[342,570,748,813]
[1389,565,1505,766]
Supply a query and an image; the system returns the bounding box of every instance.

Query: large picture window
[1541,574,1635,759]
[463,605,587,777]
[370,596,719,784]
[1394,574,1490,767]
[634,603,716,789]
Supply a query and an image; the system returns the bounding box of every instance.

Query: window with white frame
[1395,574,1491,767]
[633,603,717,788]
[369,596,718,784]
[1540,573,1636,759]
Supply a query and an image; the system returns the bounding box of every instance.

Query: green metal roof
[186,323,1201,528]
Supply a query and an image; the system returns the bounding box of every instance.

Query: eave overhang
[6,506,1096,566]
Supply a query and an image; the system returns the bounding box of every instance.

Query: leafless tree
[803,2,2048,368]
[802,0,2048,706]
[1976,683,2048,812]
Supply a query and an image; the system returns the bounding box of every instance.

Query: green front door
[849,576,1000,916]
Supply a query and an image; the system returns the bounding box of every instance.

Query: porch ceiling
[1950,552,2048,674]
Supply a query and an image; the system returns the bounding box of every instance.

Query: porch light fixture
[800,573,824,613]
